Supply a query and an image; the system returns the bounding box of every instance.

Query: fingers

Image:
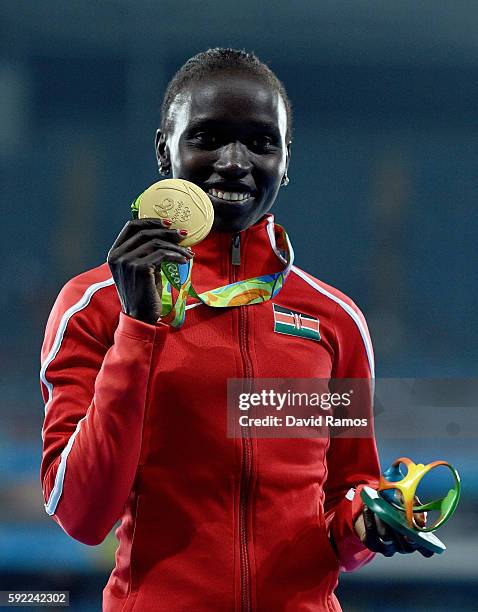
[362,506,395,557]
[118,237,193,264]
[394,533,419,555]
[107,230,194,266]
[109,218,183,254]
[361,506,435,558]
[374,514,399,557]
[109,227,189,262]
[416,544,435,558]
[402,533,434,557]
[109,219,164,251]
[390,538,416,555]
[372,506,415,554]
[140,248,192,267]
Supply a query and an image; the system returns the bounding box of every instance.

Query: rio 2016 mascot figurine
[361,457,461,554]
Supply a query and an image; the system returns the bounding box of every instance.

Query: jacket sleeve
[40,277,167,545]
[323,299,381,572]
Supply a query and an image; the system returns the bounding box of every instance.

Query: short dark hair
[160,47,293,143]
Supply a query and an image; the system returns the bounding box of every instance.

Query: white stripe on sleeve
[291,266,375,378]
[41,277,114,516]
[44,416,87,515]
[40,278,115,415]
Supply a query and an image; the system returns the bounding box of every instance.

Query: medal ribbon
[131,199,294,328]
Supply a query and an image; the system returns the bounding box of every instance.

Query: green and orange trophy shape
[361,457,461,554]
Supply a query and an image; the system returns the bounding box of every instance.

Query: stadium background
[0,2,476,610]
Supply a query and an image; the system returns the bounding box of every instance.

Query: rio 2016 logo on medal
[153,198,191,223]
[136,179,214,247]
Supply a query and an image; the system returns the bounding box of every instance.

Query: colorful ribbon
[131,200,294,327]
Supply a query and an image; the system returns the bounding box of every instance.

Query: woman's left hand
[354,502,434,558]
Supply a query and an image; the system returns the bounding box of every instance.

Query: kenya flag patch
[273,304,321,342]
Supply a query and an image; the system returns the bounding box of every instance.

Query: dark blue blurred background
[0,2,476,610]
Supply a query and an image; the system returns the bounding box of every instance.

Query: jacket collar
[190,214,288,295]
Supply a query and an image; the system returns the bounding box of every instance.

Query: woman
[40,48,431,612]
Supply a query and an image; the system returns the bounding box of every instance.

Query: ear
[155,129,171,173]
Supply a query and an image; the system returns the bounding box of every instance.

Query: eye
[250,136,275,151]
[192,132,219,149]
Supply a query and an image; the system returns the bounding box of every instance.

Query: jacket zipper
[231,234,241,266]
[232,234,253,612]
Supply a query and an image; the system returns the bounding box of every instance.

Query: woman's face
[155,72,291,233]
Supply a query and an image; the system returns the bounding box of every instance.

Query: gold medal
[137,179,214,247]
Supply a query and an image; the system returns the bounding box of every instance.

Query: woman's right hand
[107,218,193,324]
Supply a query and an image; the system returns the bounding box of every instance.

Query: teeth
[208,188,252,201]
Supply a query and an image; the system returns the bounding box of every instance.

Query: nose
[214,141,252,178]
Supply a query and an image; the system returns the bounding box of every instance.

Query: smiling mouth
[207,188,254,203]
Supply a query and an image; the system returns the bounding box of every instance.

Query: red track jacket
[40,214,380,611]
